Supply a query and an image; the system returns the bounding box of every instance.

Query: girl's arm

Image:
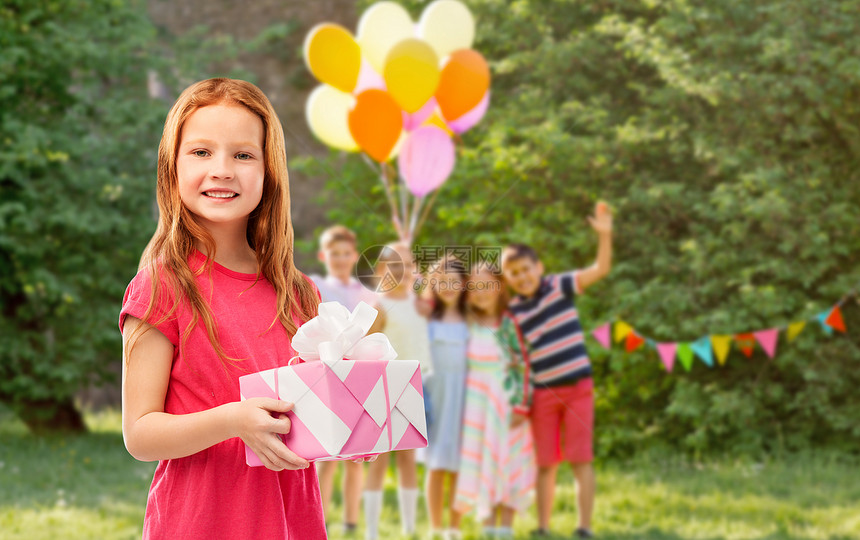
[575,201,613,292]
[121,316,309,472]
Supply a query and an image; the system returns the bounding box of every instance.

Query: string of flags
[589,283,858,373]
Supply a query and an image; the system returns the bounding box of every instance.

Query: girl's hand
[351,455,379,463]
[510,412,529,429]
[588,201,613,235]
[231,398,310,472]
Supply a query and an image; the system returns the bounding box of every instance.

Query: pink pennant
[753,328,779,359]
[657,342,677,372]
[591,323,611,349]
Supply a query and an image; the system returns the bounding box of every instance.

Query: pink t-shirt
[119,250,326,539]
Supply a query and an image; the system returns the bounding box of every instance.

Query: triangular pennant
[734,332,756,358]
[677,343,694,371]
[711,335,732,366]
[817,312,834,336]
[656,342,677,372]
[691,338,713,367]
[625,332,645,353]
[592,323,611,349]
[614,321,633,343]
[787,321,806,342]
[825,306,846,333]
[753,328,779,359]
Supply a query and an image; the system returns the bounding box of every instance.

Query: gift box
[239,301,428,465]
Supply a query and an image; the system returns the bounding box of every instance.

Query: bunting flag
[711,335,732,366]
[625,332,645,353]
[817,312,834,335]
[656,343,677,372]
[734,333,756,358]
[677,343,694,371]
[754,328,779,358]
[588,282,856,375]
[691,338,714,367]
[592,323,611,349]
[614,321,633,343]
[787,321,806,342]
[825,306,846,333]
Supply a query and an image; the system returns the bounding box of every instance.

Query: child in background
[119,78,326,538]
[364,241,434,539]
[502,201,613,538]
[310,224,378,535]
[455,266,535,539]
[424,255,470,539]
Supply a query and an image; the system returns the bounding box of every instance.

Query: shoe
[574,528,594,538]
[530,529,550,537]
[343,523,357,535]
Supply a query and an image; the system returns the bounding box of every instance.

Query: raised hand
[587,201,613,235]
[231,397,310,472]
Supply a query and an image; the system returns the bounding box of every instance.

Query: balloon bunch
[303,0,490,242]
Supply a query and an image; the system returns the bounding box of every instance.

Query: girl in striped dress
[455,267,535,538]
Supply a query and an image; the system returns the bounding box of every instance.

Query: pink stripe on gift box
[292,363,365,429]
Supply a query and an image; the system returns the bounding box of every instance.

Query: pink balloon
[402,97,437,131]
[353,59,386,94]
[446,91,489,134]
[398,125,456,197]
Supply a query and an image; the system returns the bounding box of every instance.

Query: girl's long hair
[129,78,318,367]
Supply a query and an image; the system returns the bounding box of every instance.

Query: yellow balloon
[305,85,359,152]
[356,2,414,73]
[383,38,440,113]
[417,0,475,59]
[304,24,361,93]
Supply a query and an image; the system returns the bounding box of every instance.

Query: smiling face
[467,268,504,317]
[176,103,265,232]
[319,239,359,280]
[501,252,544,298]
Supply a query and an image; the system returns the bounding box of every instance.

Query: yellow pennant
[711,335,732,366]
[614,321,633,343]
[787,321,806,342]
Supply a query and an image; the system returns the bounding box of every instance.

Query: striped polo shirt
[508,270,592,387]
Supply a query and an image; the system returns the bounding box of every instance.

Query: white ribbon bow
[291,301,397,365]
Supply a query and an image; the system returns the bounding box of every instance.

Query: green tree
[297,0,860,455]
[0,0,170,431]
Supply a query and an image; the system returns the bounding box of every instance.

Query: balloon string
[412,188,440,242]
[398,165,409,242]
[408,195,422,243]
[369,156,402,240]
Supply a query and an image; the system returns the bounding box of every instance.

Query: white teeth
[204,191,237,199]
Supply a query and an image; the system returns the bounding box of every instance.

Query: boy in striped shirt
[501,201,613,538]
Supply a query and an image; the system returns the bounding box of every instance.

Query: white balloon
[417,0,475,59]
[356,2,415,73]
[305,85,359,152]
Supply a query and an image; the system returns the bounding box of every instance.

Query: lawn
[1,408,858,540]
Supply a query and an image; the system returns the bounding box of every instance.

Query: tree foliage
[297,0,860,455]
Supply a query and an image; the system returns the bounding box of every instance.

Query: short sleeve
[555,269,583,300]
[118,267,181,347]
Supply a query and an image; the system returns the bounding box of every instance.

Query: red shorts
[530,378,594,467]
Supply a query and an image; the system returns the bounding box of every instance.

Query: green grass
[1,408,858,539]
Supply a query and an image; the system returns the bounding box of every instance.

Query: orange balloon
[348,90,404,162]
[435,49,490,122]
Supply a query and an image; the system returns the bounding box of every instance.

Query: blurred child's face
[432,267,464,307]
[502,255,544,297]
[176,103,264,232]
[467,270,502,315]
[318,240,358,279]
[375,243,415,292]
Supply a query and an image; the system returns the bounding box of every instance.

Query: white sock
[363,491,383,540]
[497,526,513,538]
[397,487,419,533]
